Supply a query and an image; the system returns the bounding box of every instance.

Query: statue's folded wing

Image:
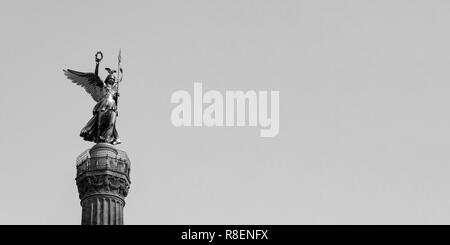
[63,69,105,102]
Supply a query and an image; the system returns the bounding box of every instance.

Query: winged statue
[64,51,123,145]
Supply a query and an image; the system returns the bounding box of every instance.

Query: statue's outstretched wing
[63,69,106,102]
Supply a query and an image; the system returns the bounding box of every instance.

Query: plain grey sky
[1,0,450,224]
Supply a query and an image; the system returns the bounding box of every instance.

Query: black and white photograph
[0,0,449,240]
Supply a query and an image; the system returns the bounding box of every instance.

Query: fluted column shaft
[81,195,125,225]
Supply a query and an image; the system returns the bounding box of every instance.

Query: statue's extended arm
[95,51,104,87]
[94,62,100,79]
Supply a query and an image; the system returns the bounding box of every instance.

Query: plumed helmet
[105,68,117,84]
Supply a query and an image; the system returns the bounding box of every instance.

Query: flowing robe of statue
[81,85,120,144]
[64,51,123,145]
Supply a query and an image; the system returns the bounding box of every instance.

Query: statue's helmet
[105,74,116,85]
[105,68,117,85]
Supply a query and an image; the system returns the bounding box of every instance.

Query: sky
[1,0,450,224]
